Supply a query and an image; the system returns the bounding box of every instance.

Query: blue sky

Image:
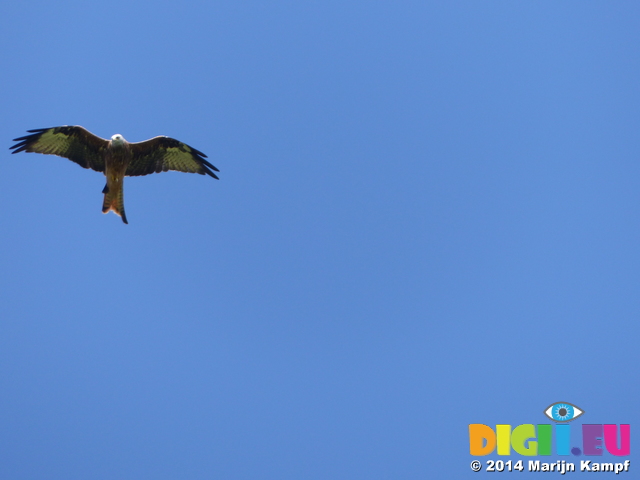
[1,1,638,478]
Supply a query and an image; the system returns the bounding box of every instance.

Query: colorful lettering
[497,425,511,455]
[604,424,630,456]
[583,425,604,456]
[512,424,537,455]
[537,424,552,455]
[556,424,571,455]
[469,424,495,456]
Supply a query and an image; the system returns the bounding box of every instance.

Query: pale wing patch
[30,130,75,155]
[164,147,201,173]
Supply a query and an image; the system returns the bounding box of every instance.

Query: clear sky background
[1,1,638,478]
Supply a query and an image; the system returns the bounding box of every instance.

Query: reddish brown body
[102,139,131,223]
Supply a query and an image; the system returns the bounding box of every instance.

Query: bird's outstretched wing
[125,136,219,179]
[10,126,108,172]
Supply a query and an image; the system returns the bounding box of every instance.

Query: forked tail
[102,183,128,224]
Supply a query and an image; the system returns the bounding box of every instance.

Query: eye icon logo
[543,402,584,422]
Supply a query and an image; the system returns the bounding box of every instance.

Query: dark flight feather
[10,126,108,172]
[126,136,220,179]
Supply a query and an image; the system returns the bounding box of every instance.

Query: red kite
[10,125,219,224]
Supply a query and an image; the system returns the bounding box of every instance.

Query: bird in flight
[10,125,219,224]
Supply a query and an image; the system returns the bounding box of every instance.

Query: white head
[111,134,126,146]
